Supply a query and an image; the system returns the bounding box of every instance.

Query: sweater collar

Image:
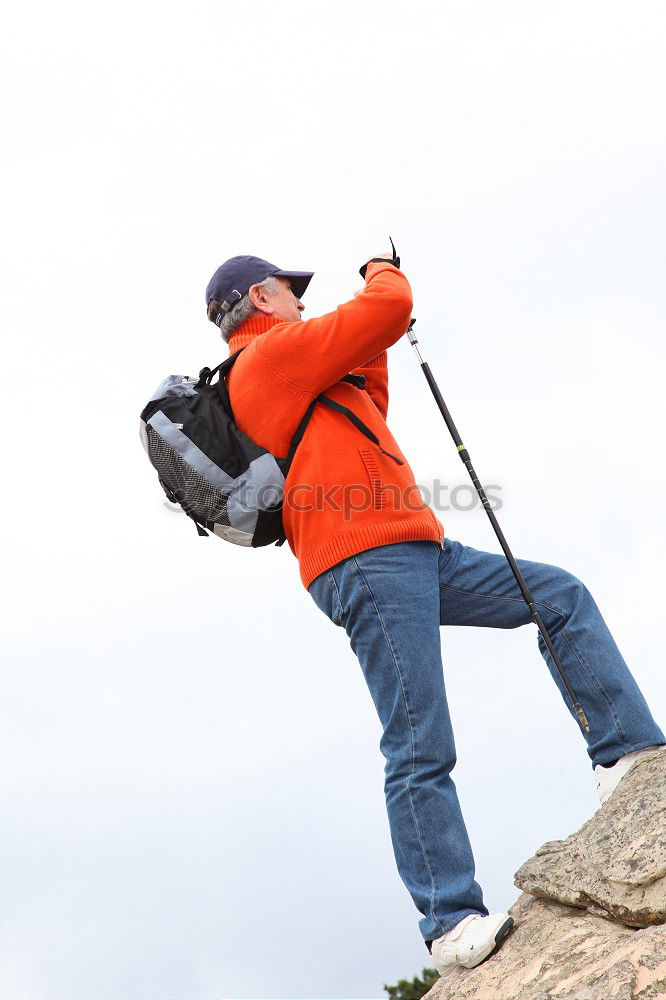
[227,314,283,353]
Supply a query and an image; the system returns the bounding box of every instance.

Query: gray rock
[514,747,666,928]
[424,747,666,999]
[426,893,666,1000]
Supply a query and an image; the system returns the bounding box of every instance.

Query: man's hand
[359,247,401,281]
[355,252,394,296]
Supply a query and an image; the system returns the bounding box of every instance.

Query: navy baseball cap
[205,255,314,326]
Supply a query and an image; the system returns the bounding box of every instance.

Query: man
[204,251,665,972]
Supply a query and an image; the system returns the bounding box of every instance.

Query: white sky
[2,1,665,997]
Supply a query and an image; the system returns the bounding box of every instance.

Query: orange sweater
[226,260,445,590]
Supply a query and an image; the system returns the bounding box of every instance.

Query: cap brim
[272,269,314,300]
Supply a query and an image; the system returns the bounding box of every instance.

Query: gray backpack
[139,347,402,547]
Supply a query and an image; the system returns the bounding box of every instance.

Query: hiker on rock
[203,250,666,972]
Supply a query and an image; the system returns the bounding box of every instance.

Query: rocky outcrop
[513,748,666,929]
[426,746,666,1000]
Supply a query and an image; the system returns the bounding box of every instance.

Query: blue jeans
[307,538,665,945]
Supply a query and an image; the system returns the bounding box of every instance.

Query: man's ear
[248,282,275,315]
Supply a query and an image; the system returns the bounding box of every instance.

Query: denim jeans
[307,538,665,945]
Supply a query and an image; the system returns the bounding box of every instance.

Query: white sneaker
[430,912,514,972]
[594,745,663,806]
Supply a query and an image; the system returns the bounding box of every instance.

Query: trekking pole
[405,319,590,734]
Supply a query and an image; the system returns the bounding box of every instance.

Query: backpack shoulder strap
[282,398,319,476]
[196,347,246,387]
[283,391,404,478]
[196,347,247,414]
[316,395,404,465]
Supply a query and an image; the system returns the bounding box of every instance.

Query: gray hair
[207,275,281,344]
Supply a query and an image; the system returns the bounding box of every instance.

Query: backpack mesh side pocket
[145,424,230,527]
